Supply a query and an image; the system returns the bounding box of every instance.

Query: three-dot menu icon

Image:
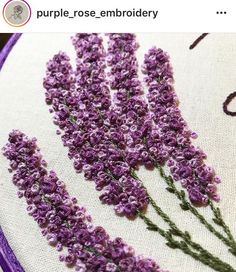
[216,11,227,14]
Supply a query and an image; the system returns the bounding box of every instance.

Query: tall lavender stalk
[42,33,236,272]
[3,130,164,272]
[106,34,165,168]
[142,47,236,254]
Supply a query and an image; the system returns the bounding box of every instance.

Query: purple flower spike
[43,34,148,217]
[3,130,165,272]
[142,47,220,204]
[43,33,220,208]
[106,34,168,168]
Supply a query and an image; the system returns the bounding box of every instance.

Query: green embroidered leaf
[166,242,178,249]
[169,228,182,236]
[180,190,185,198]
[166,187,175,193]
[184,231,191,240]
[166,230,173,239]
[228,248,236,256]
[180,203,189,211]
[216,207,222,218]
[212,218,223,226]
[180,241,188,248]
[147,226,158,231]
[167,176,174,183]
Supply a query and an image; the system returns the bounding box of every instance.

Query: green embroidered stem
[64,88,236,268]
[146,195,235,271]
[138,211,235,272]
[154,163,236,256]
[89,164,235,270]
[209,199,236,253]
[131,171,236,271]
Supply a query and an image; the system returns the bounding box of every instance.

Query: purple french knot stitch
[43,32,220,209]
[3,130,165,272]
[106,34,220,205]
[43,33,149,218]
[142,47,220,204]
[0,226,25,272]
[106,33,160,168]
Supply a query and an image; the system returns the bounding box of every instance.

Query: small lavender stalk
[142,46,236,255]
[142,46,220,204]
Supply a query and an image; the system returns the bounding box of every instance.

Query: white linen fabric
[0,33,236,272]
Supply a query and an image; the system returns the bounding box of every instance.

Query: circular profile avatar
[3,0,31,27]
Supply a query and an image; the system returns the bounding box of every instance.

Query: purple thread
[43,34,149,218]
[3,130,165,272]
[142,46,220,204]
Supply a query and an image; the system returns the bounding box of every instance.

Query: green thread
[138,211,236,272]
[146,195,234,270]
[154,163,236,256]
[131,170,235,271]
[209,199,236,254]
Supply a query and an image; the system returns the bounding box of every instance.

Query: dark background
[0,34,12,51]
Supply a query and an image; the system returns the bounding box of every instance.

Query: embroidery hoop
[0,33,24,272]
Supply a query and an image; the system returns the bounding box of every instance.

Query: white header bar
[0,0,235,32]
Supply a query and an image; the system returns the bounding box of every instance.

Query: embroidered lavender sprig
[3,130,165,272]
[106,33,166,168]
[142,47,219,203]
[42,34,236,272]
[142,46,236,254]
[45,34,149,218]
